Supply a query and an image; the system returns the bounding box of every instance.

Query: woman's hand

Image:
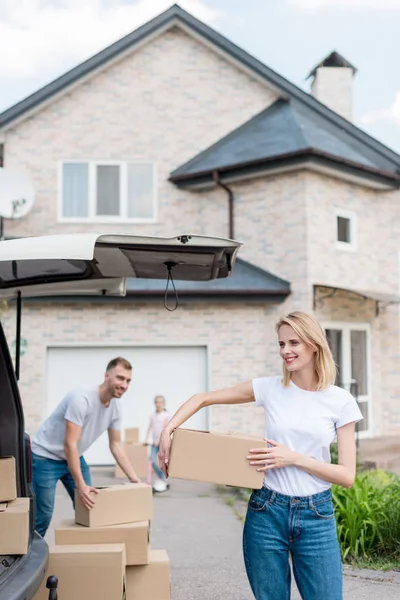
[247,439,298,471]
[158,428,172,477]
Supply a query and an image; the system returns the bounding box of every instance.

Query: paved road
[47,468,400,600]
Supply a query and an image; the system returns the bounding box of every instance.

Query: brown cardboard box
[115,443,148,479]
[168,428,265,489]
[33,544,126,600]
[0,457,17,502]
[75,483,153,527]
[125,428,140,443]
[126,549,170,600]
[0,497,29,554]
[55,518,150,565]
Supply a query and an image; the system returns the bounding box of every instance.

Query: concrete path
[46,468,400,600]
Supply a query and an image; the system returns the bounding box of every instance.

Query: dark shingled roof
[170,99,400,188]
[125,257,291,301]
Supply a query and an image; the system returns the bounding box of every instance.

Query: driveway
[46,468,400,600]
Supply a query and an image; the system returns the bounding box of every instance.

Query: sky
[1,0,399,153]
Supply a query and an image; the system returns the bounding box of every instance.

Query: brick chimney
[307,51,357,121]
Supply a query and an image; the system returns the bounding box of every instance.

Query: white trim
[323,320,372,438]
[58,159,158,223]
[335,208,357,252]
[185,163,394,192]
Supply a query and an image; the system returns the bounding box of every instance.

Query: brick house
[0,4,399,465]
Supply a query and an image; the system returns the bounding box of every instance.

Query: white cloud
[0,0,222,79]
[361,92,400,126]
[289,0,400,9]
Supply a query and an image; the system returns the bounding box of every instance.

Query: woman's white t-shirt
[252,376,363,497]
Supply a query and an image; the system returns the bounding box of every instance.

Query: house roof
[23,258,291,303]
[170,98,400,188]
[1,4,398,183]
[307,50,358,79]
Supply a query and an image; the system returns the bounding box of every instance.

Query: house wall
[0,25,288,438]
[305,172,400,294]
[2,301,288,437]
[3,26,277,240]
[2,23,399,439]
[307,172,400,435]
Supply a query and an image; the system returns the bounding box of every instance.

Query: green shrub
[375,478,400,558]
[332,470,400,561]
[330,442,338,465]
[332,474,387,560]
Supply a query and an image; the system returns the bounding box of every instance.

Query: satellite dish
[0,167,35,219]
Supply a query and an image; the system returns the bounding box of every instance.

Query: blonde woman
[159,312,362,600]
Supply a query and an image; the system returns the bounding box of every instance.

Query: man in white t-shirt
[32,356,139,538]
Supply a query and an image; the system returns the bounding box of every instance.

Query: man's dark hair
[106,357,132,372]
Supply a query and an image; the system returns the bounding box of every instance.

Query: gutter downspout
[213,170,234,239]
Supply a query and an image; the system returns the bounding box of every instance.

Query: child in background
[145,395,170,493]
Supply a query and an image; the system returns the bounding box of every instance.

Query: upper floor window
[60,161,156,222]
[335,208,357,251]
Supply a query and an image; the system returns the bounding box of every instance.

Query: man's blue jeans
[151,444,166,481]
[32,453,92,538]
[243,487,342,600]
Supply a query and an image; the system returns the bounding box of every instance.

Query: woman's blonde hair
[276,311,336,391]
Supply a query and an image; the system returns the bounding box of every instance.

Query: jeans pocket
[311,499,335,520]
[248,491,270,512]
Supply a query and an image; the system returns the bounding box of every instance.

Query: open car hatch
[0,233,241,299]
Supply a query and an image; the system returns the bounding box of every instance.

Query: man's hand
[247,439,298,471]
[77,483,99,509]
[129,476,141,484]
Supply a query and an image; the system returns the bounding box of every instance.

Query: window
[60,161,156,221]
[325,323,370,434]
[335,209,357,251]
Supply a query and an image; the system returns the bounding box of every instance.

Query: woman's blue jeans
[243,487,342,600]
[32,453,92,538]
[151,444,166,481]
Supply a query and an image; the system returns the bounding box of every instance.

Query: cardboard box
[126,549,170,600]
[0,497,29,554]
[115,443,149,479]
[33,544,126,600]
[0,457,17,502]
[168,429,265,489]
[75,483,153,527]
[125,428,140,444]
[55,518,150,565]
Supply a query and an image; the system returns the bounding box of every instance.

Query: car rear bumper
[0,533,48,600]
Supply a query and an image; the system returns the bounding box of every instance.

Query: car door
[0,233,241,300]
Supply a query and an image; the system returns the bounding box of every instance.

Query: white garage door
[46,345,208,465]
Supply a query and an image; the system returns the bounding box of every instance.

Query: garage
[46,345,208,465]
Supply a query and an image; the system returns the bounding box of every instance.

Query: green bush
[330,442,339,465]
[332,470,400,562]
[375,478,400,558]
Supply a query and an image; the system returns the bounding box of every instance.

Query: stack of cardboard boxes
[0,457,30,556]
[115,428,149,481]
[34,483,170,600]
